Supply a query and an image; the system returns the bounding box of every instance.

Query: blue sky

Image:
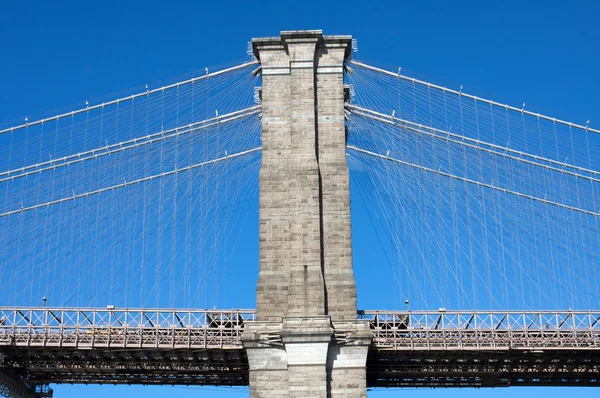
[1,0,599,396]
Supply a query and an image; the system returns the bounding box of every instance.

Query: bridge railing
[2,308,599,350]
[0,307,255,349]
[360,310,600,350]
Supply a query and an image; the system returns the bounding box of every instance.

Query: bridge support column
[244,318,370,398]
[243,30,371,397]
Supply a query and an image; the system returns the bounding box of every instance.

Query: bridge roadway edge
[1,307,599,393]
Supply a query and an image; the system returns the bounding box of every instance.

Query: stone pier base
[243,317,371,397]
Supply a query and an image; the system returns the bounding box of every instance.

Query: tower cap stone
[252,30,353,61]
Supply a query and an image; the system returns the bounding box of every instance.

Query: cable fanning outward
[2,54,599,318]
[349,60,600,135]
[0,61,258,136]
[0,106,261,182]
[0,61,262,310]
[346,60,600,312]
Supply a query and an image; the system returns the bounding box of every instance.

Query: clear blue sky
[1,0,599,396]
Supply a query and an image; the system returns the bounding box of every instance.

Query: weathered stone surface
[243,30,371,397]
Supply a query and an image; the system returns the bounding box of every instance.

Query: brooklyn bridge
[0,31,598,397]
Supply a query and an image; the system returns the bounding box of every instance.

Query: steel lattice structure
[1,308,598,389]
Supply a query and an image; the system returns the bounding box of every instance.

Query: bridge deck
[1,308,598,387]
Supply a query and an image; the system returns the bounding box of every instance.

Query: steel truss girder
[1,308,599,389]
[367,349,600,387]
[1,347,248,387]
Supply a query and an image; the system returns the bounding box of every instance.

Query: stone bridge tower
[242,30,372,397]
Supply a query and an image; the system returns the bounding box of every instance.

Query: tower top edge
[281,29,324,37]
[251,30,353,61]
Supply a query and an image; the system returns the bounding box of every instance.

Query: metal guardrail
[1,308,599,350]
[360,310,600,350]
[0,308,255,349]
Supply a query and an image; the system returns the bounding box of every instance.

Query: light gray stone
[243,30,372,397]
